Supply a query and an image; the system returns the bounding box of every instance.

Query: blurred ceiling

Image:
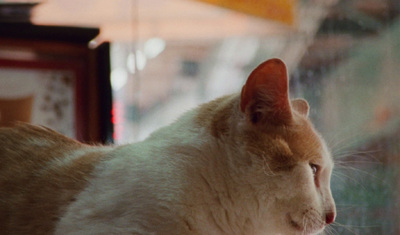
[32,0,294,42]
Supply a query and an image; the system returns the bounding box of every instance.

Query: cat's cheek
[278,167,325,226]
[314,174,320,188]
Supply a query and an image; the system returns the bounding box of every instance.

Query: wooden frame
[0,23,112,143]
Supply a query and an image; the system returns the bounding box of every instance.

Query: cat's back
[0,124,110,234]
[0,124,81,164]
[0,124,93,177]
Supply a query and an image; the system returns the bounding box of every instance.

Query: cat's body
[0,59,335,235]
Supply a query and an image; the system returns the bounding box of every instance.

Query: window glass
[112,0,400,233]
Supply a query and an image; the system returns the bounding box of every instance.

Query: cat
[0,58,335,235]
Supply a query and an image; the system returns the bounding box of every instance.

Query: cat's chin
[286,213,325,235]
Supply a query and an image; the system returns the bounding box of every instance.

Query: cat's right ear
[291,98,309,117]
[240,58,293,126]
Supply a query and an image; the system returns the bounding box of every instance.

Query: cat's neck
[141,94,275,234]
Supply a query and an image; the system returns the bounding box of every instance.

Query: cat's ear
[240,58,292,126]
[291,99,309,117]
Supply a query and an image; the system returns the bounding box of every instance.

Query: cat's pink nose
[325,212,335,224]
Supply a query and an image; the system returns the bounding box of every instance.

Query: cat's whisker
[331,170,361,185]
[335,155,382,168]
[333,148,382,160]
[326,131,365,155]
[334,164,383,183]
[333,153,383,179]
[334,159,381,166]
[332,171,373,192]
[344,222,382,235]
[332,220,382,235]
[333,162,382,182]
[261,158,276,176]
[331,222,360,235]
[323,225,337,235]
[328,226,337,235]
[301,214,307,235]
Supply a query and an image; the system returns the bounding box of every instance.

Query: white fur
[55,103,335,235]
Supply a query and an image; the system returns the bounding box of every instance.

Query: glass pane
[111,0,400,233]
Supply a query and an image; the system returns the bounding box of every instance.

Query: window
[31,0,400,233]
[109,1,399,233]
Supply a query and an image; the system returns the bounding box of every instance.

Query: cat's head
[210,59,336,234]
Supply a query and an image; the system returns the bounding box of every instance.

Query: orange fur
[0,124,109,234]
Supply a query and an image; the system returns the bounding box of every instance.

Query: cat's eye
[309,164,319,176]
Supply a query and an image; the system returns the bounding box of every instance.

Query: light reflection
[144,38,166,59]
[127,50,147,73]
[111,68,128,91]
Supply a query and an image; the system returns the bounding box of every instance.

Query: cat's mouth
[287,214,303,231]
[287,214,324,235]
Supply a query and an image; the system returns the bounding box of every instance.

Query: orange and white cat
[0,58,335,235]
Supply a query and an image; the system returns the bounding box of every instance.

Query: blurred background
[1,0,400,233]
